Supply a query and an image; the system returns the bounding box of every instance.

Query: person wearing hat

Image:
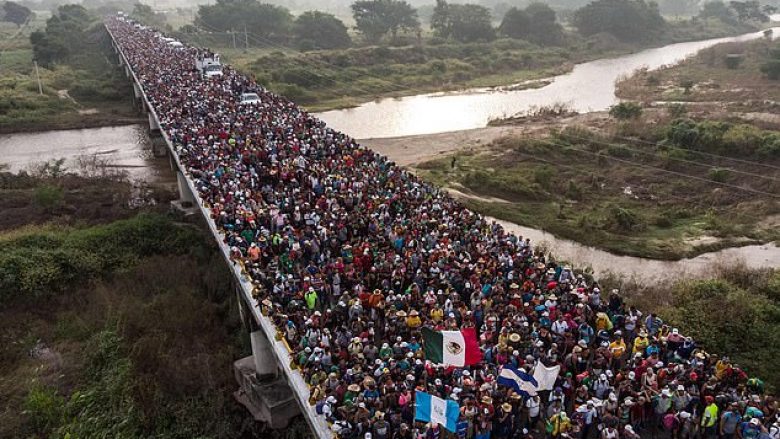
[496,402,514,439]
[739,417,764,439]
[672,384,692,412]
[623,424,641,439]
[652,388,674,429]
[633,329,650,355]
[406,310,421,328]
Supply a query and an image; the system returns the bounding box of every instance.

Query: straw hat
[481,395,493,404]
[509,333,521,343]
[409,310,419,316]
[501,403,512,412]
[348,384,361,392]
[396,310,408,318]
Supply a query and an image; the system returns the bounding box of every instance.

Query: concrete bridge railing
[105,24,332,439]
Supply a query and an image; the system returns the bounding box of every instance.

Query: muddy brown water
[0,125,172,182]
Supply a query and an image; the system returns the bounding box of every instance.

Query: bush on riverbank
[665,118,780,157]
[0,214,199,306]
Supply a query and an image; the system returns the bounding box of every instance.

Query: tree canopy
[293,11,351,50]
[573,0,665,42]
[196,0,293,42]
[351,0,420,43]
[2,1,32,26]
[498,7,531,40]
[499,3,564,45]
[431,0,494,43]
[30,4,93,66]
[699,1,738,23]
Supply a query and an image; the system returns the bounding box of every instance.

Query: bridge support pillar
[148,112,160,132]
[133,82,142,99]
[176,171,195,204]
[250,330,278,380]
[124,65,131,78]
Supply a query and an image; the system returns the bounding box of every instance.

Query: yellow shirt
[633,337,649,354]
[610,340,627,359]
[430,308,444,323]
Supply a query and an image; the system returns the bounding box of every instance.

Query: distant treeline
[176,0,777,50]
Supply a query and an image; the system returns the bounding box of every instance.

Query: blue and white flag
[415,391,460,432]
[498,365,539,397]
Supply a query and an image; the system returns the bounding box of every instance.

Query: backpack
[315,400,326,415]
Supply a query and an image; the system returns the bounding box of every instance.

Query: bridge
[105,20,332,438]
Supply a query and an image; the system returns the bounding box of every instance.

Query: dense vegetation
[0,214,199,306]
[418,113,779,259]
[0,217,257,438]
[0,171,313,438]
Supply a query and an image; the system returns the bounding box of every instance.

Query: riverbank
[365,108,780,261]
[209,19,758,112]
[616,36,780,116]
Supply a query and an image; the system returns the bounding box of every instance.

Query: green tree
[431,0,452,38]
[196,0,292,42]
[431,1,494,42]
[499,7,531,40]
[449,3,495,42]
[351,0,420,43]
[609,102,643,119]
[2,1,32,26]
[573,0,665,42]
[30,5,93,67]
[524,3,564,45]
[293,11,351,50]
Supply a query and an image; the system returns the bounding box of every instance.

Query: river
[1,31,777,280]
[317,27,780,139]
[0,125,171,182]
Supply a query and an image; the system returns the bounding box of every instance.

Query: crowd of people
[107,18,778,439]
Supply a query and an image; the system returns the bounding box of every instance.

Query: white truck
[195,54,223,79]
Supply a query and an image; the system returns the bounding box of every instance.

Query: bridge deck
[105,23,332,439]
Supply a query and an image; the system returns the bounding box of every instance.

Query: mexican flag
[422,327,481,367]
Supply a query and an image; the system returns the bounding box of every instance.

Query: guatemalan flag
[498,365,539,397]
[422,327,481,367]
[415,391,460,432]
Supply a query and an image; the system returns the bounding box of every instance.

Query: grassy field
[0,21,140,133]
[416,113,780,260]
[182,18,757,112]
[617,36,780,113]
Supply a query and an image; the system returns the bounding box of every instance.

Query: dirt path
[360,112,610,167]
